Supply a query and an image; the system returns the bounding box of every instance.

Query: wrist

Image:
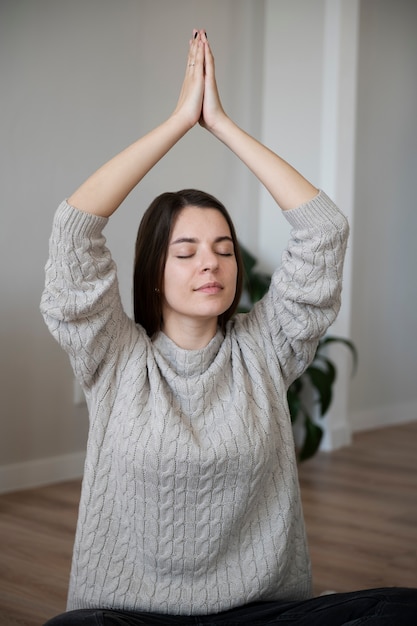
[169,108,198,135]
[206,113,236,141]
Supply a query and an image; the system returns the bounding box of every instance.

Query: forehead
[171,206,232,238]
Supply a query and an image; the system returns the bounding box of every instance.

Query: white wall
[260,0,359,264]
[259,0,325,271]
[350,0,417,431]
[0,0,265,491]
[260,0,359,450]
[1,0,416,493]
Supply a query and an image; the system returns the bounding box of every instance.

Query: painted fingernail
[194,31,198,39]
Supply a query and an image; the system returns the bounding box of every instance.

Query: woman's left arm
[198,32,349,382]
[199,31,318,211]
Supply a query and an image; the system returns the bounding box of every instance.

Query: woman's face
[162,205,238,333]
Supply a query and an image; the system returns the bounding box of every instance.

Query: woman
[41,30,416,625]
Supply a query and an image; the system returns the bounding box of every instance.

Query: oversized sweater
[40,191,349,615]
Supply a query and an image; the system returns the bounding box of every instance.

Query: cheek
[230,262,239,288]
[162,260,189,295]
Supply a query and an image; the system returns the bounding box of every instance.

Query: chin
[200,307,230,322]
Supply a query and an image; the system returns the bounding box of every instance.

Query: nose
[201,248,219,272]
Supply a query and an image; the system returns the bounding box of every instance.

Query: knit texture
[40,191,349,615]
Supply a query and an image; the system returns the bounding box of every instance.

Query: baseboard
[350,399,417,433]
[0,450,85,495]
[320,422,352,452]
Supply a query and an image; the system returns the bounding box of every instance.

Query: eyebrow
[170,236,234,246]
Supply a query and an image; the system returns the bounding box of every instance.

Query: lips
[195,281,223,293]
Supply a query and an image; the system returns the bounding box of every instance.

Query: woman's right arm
[41,31,208,385]
[68,30,206,217]
[40,202,127,388]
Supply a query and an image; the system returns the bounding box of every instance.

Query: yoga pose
[41,29,416,625]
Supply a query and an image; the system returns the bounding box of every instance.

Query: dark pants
[44,588,417,625]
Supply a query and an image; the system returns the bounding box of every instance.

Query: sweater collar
[152,328,224,378]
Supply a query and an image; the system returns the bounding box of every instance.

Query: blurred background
[1,0,416,492]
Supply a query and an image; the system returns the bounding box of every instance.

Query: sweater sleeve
[240,190,349,388]
[40,200,131,389]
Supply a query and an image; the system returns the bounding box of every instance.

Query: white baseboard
[350,399,417,433]
[320,422,352,452]
[0,451,85,495]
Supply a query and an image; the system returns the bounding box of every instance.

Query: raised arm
[68,31,206,217]
[199,31,318,211]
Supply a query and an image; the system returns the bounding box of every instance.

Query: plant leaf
[318,336,358,375]
[239,243,257,275]
[313,355,337,385]
[287,382,302,422]
[249,272,271,302]
[305,365,334,416]
[299,415,324,461]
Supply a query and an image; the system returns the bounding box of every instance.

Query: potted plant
[238,243,357,461]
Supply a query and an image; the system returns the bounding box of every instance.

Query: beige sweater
[41,191,349,615]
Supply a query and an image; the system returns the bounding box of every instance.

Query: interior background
[1,0,416,492]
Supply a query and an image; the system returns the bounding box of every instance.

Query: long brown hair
[133,189,243,337]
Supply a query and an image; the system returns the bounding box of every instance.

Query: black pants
[44,587,417,625]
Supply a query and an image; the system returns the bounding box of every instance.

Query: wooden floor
[1,422,416,626]
[298,422,417,596]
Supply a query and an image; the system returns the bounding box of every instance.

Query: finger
[187,29,199,61]
[187,31,204,72]
[203,37,215,77]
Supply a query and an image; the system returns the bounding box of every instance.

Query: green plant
[238,243,357,461]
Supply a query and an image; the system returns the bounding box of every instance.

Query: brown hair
[133,189,243,337]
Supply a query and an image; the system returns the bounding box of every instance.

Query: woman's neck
[161,316,218,350]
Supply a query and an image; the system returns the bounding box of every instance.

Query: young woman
[41,30,416,626]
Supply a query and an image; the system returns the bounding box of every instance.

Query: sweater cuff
[53,199,109,239]
[283,190,348,232]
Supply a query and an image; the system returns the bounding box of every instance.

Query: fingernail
[194,31,198,39]
[205,31,208,38]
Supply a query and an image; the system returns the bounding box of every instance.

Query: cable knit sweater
[40,191,349,615]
